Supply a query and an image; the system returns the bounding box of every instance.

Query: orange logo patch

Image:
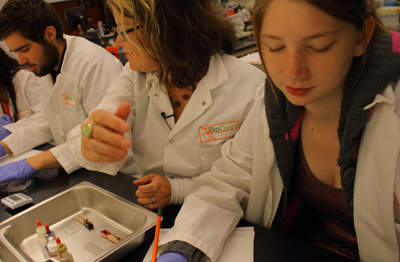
[199,121,240,142]
[61,94,76,106]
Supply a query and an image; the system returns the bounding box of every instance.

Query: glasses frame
[116,25,141,41]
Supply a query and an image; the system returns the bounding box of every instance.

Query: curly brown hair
[107,0,235,89]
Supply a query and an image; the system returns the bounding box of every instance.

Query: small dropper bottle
[44,224,57,257]
[55,237,75,262]
[36,220,49,259]
[44,224,56,241]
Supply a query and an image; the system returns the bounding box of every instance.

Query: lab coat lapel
[354,86,400,262]
[148,76,176,129]
[168,53,229,138]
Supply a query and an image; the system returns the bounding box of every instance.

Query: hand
[151,253,187,262]
[0,159,38,184]
[81,103,132,162]
[134,173,172,209]
[0,126,11,141]
[0,115,11,127]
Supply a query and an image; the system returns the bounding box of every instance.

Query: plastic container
[55,237,75,262]
[35,220,49,259]
[377,6,400,27]
[46,236,57,257]
[44,224,56,241]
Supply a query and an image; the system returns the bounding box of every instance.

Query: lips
[286,86,312,96]
[24,63,37,71]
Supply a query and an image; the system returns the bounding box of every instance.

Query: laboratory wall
[50,0,106,35]
[0,0,106,35]
[234,0,256,9]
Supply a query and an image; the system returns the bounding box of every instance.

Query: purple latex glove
[0,144,5,158]
[151,253,188,262]
[0,126,11,141]
[0,159,38,184]
[0,115,11,127]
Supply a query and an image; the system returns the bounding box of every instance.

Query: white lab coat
[68,52,266,204]
[159,82,400,262]
[0,69,42,127]
[3,35,123,173]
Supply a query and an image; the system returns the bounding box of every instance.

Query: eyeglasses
[115,25,141,41]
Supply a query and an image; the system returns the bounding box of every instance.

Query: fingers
[80,107,132,162]
[81,136,127,162]
[89,123,131,148]
[133,173,158,186]
[88,108,130,134]
[135,174,172,209]
[141,197,161,210]
[114,102,131,122]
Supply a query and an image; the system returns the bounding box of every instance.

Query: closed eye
[311,43,334,53]
[268,46,284,52]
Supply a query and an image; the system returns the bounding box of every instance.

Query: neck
[303,89,343,130]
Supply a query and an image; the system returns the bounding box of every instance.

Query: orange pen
[152,207,163,262]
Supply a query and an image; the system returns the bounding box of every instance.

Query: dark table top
[0,149,355,262]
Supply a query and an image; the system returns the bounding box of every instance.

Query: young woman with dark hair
[157,0,400,261]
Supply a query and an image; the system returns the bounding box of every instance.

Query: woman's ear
[354,16,376,57]
[43,26,57,43]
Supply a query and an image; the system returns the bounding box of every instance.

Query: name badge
[61,94,76,106]
[18,106,31,117]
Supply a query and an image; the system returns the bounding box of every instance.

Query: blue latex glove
[0,159,38,184]
[152,253,188,262]
[0,126,11,141]
[0,115,11,127]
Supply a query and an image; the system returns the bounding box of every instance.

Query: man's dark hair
[0,0,64,43]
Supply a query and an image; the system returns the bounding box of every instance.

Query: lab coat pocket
[198,145,223,173]
[60,107,87,139]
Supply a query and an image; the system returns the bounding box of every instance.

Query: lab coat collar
[364,82,397,111]
[60,34,73,73]
[145,52,229,89]
[198,52,229,91]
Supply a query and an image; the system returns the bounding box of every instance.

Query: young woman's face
[260,0,366,108]
[113,11,158,72]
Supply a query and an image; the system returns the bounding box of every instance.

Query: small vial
[46,236,57,257]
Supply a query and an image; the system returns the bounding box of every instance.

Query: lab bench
[0,147,355,261]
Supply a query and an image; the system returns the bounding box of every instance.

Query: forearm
[26,150,61,171]
[0,141,12,154]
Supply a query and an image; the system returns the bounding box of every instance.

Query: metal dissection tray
[0,181,157,261]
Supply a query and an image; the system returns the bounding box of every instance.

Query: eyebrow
[263,31,339,40]
[10,44,30,52]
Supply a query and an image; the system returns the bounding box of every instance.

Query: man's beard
[28,41,59,77]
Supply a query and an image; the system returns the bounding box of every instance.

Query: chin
[285,96,310,107]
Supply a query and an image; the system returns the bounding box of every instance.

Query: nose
[114,34,124,48]
[16,53,28,66]
[282,50,309,81]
